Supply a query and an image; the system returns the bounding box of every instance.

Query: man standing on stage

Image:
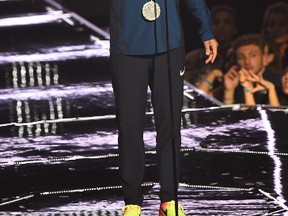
[109,0,218,215]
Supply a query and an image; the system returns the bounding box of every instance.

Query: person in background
[279,68,288,105]
[263,36,283,75]
[109,0,218,215]
[222,34,281,106]
[197,35,284,102]
[261,2,288,72]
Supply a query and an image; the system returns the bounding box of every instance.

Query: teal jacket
[110,0,214,55]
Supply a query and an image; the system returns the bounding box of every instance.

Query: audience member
[186,3,288,107]
[261,2,288,72]
[279,68,288,105]
[222,34,282,106]
[197,34,285,104]
[263,36,283,74]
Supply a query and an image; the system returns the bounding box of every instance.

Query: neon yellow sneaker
[122,204,141,216]
[158,200,186,216]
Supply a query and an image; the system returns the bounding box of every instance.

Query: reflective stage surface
[0,0,288,215]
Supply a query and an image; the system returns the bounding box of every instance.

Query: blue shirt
[110,0,214,55]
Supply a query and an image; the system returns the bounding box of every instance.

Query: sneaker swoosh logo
[180,67,185,76]
[164,209,168,216]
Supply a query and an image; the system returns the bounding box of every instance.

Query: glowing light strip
[259,110,286,206]
[0,114,117,128]
[0,151,155,167]
[183,91,195,100]
[1,147,288,168]
[44,0,110,39]
[0,11,71,27]
[0,106,230,128]
[0,182,253,206]
[259,189,288,211]
[40,185,122,195]
[0,82,113,101]
[184,82,224,106]
[39,182,252,197]
[0,45,109,63]
[0,105,277,129]
[179,183,253,192]
[264,209,288,215]
[190,147,288,156]
[0,194,34,206]
[0,153,119,166]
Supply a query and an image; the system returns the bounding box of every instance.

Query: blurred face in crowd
[213,10,237,44]
[236,44,266,75]
[265,12,288,39]
[282,71,288,95]
[263,44,273,64]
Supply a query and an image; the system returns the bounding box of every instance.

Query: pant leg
[110,52,151,206]
[149,47,185,202]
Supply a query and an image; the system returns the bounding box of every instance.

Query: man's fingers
[205,54,213,64]
[211,43,218,63]
[204,39,218,64]
[204,41,211,55]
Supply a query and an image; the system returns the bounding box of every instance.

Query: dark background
[57,0,288,51]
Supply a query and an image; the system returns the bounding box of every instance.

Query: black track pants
[110,47,185,205]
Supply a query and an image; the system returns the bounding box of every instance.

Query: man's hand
[239,68,254,89]
[204,39,218,64]
[240,69,274,93]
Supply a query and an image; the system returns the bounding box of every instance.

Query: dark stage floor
[0,0,288,215]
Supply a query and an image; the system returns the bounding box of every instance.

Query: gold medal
[142,0,161,21]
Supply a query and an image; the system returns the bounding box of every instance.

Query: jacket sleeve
[184,0,214,42]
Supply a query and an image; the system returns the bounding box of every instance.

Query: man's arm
[184,0,218,63]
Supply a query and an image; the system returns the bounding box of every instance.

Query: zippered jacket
[110,0,214,55]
